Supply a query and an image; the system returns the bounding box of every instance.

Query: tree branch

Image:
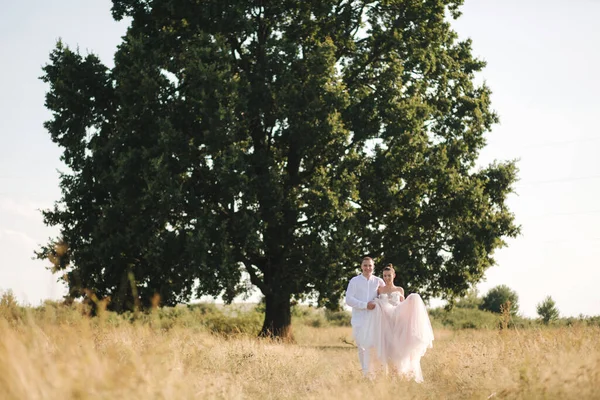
[242,261,267,294]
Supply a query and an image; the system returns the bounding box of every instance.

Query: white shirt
[345,274,385,327]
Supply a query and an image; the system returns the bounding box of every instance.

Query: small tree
[480,285,519,315]
[536,296,559,325]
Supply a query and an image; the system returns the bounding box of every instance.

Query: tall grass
[1,297,599,399]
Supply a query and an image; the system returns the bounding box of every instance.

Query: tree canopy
[38,0,519,339]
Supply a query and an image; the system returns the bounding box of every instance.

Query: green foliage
[430,305,536,330]
[194,308,263,336]
[32,300,93,326]
[0,289,19,309]
[2,300,599,332]
[1,299,263,335]
[480,285,519,315]
[573,315,600,327]
[454,288,483,309]
[429,306,500,329]
[324,309,352,327]
[132,303,264,335]
[536,296,559,325]
[291,305,351,328]
[39,0,519,337]
[0,290,23,323]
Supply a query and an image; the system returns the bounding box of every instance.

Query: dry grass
[0,310,599,399]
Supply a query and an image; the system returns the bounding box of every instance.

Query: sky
[1,0,599,318]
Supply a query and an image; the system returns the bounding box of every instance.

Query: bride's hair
[383,263,395,273]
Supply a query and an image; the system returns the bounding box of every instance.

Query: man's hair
[362,256,374,263]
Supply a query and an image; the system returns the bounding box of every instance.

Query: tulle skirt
[358,293,434,382]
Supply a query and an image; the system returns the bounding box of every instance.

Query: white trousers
[352,325,371,375]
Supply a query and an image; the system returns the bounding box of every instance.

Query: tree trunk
[259,292,293,341]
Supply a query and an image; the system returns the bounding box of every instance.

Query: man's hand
[367,301,376,310]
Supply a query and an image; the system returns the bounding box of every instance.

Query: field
[0,301,599,399]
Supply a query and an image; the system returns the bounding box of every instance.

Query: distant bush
[151,303,263,335]
[560,315,600,328]
[0,290,23,323]
[201,312,262,335]
[291,305,351,327]
[324,309,351,326]
[584,315,600,327]
[429,306,502,329]
[6,296,597,333]
[32,300,91,325]
[480,285,519,315]
[454,289,483,309]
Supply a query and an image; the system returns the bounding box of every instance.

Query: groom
[345,256,385,376]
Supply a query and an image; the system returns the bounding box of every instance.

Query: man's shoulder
[348,275,363,283]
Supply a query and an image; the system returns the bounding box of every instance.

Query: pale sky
[1,0,599,318]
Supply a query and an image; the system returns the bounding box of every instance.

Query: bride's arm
[398,287,405,302]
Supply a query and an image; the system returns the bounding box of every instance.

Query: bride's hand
[399,295,405,302]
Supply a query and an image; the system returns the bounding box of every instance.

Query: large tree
[38,0,519,339]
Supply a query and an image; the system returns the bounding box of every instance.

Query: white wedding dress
[357,291,434,382]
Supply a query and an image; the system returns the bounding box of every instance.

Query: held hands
[367,301,376,310]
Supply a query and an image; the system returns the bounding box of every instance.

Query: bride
[357,264,435,382]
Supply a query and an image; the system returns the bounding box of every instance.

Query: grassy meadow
[1,295,599,399]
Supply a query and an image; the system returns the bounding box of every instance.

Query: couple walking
[345,257,434,382]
